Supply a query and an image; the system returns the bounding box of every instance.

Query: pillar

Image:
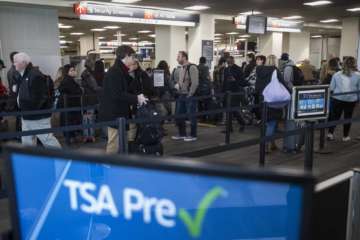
[258,32,283,59]
[0,4,61,84]
[188,14,215,68]
[79,33,100,56]
[340,17,360,63]
[288,32,310,63]
[155,26,186,70]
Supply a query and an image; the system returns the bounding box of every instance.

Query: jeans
[21,117,61,148]
[175,95,197,137]
[266,120,277,137]
[83,110,95,137]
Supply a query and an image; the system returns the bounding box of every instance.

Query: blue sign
[10,153,305,240]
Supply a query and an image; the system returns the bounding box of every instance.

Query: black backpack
[196,65,212,96]
[292,66,305,86]
[135,104,163,145]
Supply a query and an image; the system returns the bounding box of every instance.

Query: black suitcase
[130,143,164,157]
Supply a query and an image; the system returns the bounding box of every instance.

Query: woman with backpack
[255,55,291,153]
[58,64,83,145]
[327,57,360,142]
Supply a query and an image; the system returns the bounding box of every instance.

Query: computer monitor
[5,145,313,240]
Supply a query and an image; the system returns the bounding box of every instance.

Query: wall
[289,32,310,63]
[0,4,61,85]
[340,17,360,59]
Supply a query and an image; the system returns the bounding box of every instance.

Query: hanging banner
[234,15,303,33]
[74,1,199,27]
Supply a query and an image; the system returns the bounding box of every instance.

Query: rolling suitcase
[283,120,305,153]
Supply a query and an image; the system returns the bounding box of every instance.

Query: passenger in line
[323,58,341,85]
[58,64,83,145]
[171,51,199,142]
[223,56,248,132]
[243,53,256,80]
[299,59,316,85]
[197,56,212,122]
[99,45,148,154]
[327,57,360,142]
[14,52,61,148]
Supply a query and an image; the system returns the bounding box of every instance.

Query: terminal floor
[1,120,360,233]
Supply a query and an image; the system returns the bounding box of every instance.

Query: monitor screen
[246,15,267,34]
[291,85,330,120]
[7,149,311,240]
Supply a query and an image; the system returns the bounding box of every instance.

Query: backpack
[292,66,305,86]
[195,65,211,96]
[135,104,163,145]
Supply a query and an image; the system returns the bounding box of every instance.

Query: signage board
[246,15,267,34]
[153,69,165,87]
[74,1,199,27]
[201,40,214,61]
[6,146,313,240]
[291,85,330,121]
[234,15,303,33]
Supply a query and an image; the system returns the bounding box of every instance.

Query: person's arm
[283,66,293,89]
[188,65,199,96]
[30,73,49,110]
[329,74,336,92]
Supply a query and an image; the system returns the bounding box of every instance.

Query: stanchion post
[259,100,267,167]
[64,94,69,127]
[304,121,315,171]
[225,91,232,145]
[319,122,325,150]
[117,117,128,154]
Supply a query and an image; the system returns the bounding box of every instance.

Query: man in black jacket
[99,45,148,154]
[14,52,61,148]
[223,56,248,132]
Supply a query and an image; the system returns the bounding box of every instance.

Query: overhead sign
[234,15,303,33]
[7,150,311,240]
[74,1,199,27]
[291,85,330,121]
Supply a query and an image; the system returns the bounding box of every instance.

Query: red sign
[74,3,88,15]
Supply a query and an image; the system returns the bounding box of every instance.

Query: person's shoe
[171,135,186,140]
[327,133,335,141]
[342,136,351,142]
[184,136,198,142]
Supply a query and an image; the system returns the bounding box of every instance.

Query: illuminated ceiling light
[214,40,221,43]
[138,30,152,33]
[239,11,262,15]
[59,40,73,44]
[70,32,85,36]
[311,35,322,38]
[239,34,251,38]
[320,19,339,23]
[113,33,127,37]
[111,0,142,3]
[184,5,210,11]
[214,33,223,36]
[91,28,106,32]
[104,26,121,29]
[303,1,332,6]
[59,35,65,38]
[236,38,247,41]
[129,37,138,40]
[58,24,73,29]
[149,34,156,38]
[347,7,360,12]
[282,16,303,20]
[98,37,106,40]
[60,46,68,49]
[226,32,238,35]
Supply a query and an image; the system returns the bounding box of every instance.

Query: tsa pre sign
[63,179,226,238]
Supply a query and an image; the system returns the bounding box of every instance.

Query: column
[155,26,186,70]
[0,4,61,83]
[187,14,215,68]
[340,17,360,62]
[288,32,310,63]
[258,32,283,58]
[79,33,100,56]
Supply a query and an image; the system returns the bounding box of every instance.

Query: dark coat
[58,75,83,126]
[255,66,290,121]
[98,59,138,122]
[128,69,154,98]
[223,64,248,106]
[81,69,101,106]
[18,64,51,120]
[243,61,256,79]
[7,65,20,96]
